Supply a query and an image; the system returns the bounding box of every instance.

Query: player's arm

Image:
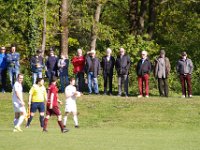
[49,93,54,109]
[15,91,25,106]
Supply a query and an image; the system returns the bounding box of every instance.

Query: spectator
[136,50,151,98]
[30,50,44,84]
[115,48,131,97]
[85,50,101,94]
[0,46,7,93]
[7,44,20,88]
[154,50,171,97]
[101,48,115,95]
[176,52,193,98]
[71,49,85,92]
[45,49,58,84]
[58,54,69,93]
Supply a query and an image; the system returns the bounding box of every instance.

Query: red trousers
[180,74,192,96]
[138,74,149,96]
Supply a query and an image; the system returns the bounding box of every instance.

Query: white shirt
[65,85,76,105]
[12,81,23,103]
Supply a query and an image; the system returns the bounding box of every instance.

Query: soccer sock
[43,118,48,130]
[73,115,78,126]
[57,121,64,130]
[63,116,68,126]
[14,118,19,126]
[26,116,33,126]
[40,116,44,127]
[15,115,25,127]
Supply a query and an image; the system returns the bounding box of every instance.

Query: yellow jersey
[29,84,47,102]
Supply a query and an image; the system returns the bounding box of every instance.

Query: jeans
[88,72,99,94]
[118,75,128,96]
[60,75,69,93]
[76,72,84,92]
[180,74,192,96]
[138,74,149,96]
[8,68,19,87]
[158,78,169,97]
[103,73,113,94]
[47,70,56,84]
[0,69,7,91]
[32,72,43,84]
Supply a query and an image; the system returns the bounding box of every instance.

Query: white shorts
[65,103,77,113]
[13,102,26,113]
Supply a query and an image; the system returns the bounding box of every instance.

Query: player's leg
[63,112,69,127]
[43,107,51,132]
[26,102,37,127]
[54,106,68,132]
[14,112,20,126]
[14,107,26,132]
[38,103,45,128]
[72,111,79,128]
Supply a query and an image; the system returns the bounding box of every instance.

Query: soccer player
[43,76,68,133]
[63,78,81,128]
[26,78,47,128]
[12,74,26,132]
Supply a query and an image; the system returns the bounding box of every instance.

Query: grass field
[0,93,200,150]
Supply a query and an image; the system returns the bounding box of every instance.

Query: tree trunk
[138,0,148,34]
[90,2,102,50]
[41,0,48,56]
[129,0,138,35]
[60,0,69,57]
[147,0,156,39]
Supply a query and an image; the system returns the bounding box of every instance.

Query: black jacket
[115,54,131,75]
[85,55,101,78]
[136,58,152,76]
[101,56,115,76]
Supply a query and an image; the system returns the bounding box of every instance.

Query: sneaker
[43,129,48,132]
[75,125,79,128]
[26,125,30,128]
[103,92,107,95]
[2,89,5,93]
[137,95,143,98]
[181,95,186,98]
[14,126,23,132]
[62,128,69,133]
[125,95,128,98]
[189,95,192,98]
[13,128,19,132]
[145,95,149,98]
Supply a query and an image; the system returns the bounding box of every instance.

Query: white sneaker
[14,126,23,132]
[145,95,149,98]
[189,95,192,98]
[137,95,143,98]
[181,95,186,98]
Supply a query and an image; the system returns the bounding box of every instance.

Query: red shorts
[46,106,61,116]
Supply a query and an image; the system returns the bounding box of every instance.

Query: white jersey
[12,81,25,113]
[65,85,77,112]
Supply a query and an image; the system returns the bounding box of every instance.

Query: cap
[160,50,165,55]
[1,46,6,50]
[181,51,187,56]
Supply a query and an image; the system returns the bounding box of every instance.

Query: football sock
[43,118,48,130]
[40,116,44,127]
[16,115,25,127]
[26,116,33,126]
[63,116,68,126]
[58,121,64,130]
[14,118,19,126]
[73,115,78,126]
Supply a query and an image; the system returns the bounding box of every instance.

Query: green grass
[0,93,200,150]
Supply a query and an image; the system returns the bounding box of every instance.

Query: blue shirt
[7,52,20,69]
[0,53,7,69]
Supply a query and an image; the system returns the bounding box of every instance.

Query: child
[63,78,82,128]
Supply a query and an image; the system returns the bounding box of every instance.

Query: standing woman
[58,54,69,93]
[26,78,47,128]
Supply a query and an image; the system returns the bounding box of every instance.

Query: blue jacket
[30,55,44,73]
[6,52,20,69]
[0,53,7,69]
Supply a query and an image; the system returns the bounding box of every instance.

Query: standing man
[101,48,115,95]
[71,49,85,92]
[12,74,26,132]
[85,50,101,95]
[7,44,20,88]
[154,50,171,97]
[58,54,69,93]
[30,50,44,84]
[115,48,131,97]
[176,52,193,98]
[45,49,58,84]
[0,46,7,93]
[136,50,152,98]
[26,78,47,128]
[43,77,68,133]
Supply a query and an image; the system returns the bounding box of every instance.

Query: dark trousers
[180,74,192,96]
[118,75,128,96]
[76,72,84,92]
[0,69,7,90]
[103,73,113,94]
[158,78,169,97]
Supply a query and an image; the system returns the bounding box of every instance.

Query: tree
[129,0,138,35]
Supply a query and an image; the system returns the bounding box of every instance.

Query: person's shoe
[13,128,19,132]
[189,95,192,98]
[103,92,107,95]
[62,128,69,133]
[137,95,143,98]
[125,95,128,98]
[26,125,30,128]
[2,89,5,93]
[14,126,23,132]
[117,94,121,97]
[109,93,113,96]
[43,129,48,132]
[145,95,149,98]
[181,95,186,98]
[75,125,79,128]
[95,93,100,95]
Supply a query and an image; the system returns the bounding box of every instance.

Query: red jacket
[71,56,85,74]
